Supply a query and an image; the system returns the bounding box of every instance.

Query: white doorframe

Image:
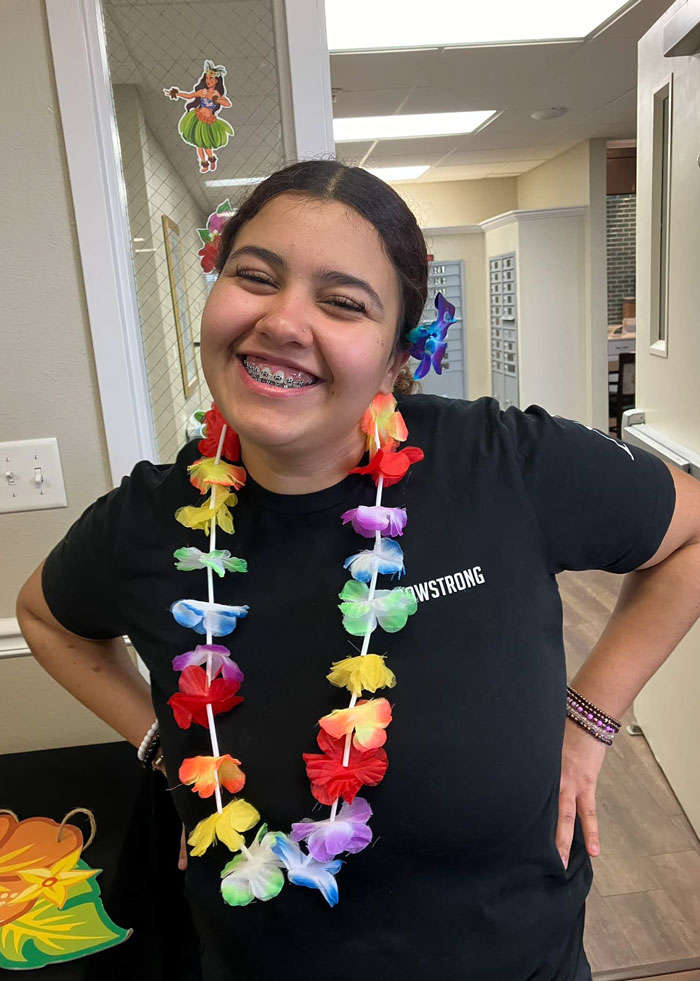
[46,0,335,486]
[46,0,157,486]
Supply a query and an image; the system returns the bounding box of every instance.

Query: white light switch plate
[0,438,68,513]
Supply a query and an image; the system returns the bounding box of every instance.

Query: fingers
[579,796,600,857]
[556,789,601,869]
[555,789,577,869]
[178,825,188,871]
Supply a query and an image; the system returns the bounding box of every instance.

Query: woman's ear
[379,349,410,394]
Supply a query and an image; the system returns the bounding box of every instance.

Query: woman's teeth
[242,356,316,389]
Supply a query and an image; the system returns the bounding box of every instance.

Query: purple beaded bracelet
[566,684,621,747]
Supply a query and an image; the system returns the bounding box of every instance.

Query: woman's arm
[557,464,700,868]
[164,88,199,100]
[16,561,156,749]
[215,96,232,108]
[570,463,700,715]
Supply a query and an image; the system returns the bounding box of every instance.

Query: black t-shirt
[42,395,676,980]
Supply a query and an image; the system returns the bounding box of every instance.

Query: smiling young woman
[18,159,699,981]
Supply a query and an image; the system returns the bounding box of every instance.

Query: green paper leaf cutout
[197,228,214,244]
[216,199,232,213]
[0,859,131,969]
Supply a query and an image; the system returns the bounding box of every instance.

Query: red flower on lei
[303,729,388,805]
[168,665,244,729]
[349,446,424,487]
[198,404,241,462]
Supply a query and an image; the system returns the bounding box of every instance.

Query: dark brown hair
[214,160,428,393]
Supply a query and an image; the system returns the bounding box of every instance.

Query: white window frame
[649,71,673,359]
[45,0,334,486]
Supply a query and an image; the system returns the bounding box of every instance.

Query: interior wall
[393,177,518,228]
[422,232,488,399]
[0,0,122,751]
[633,0,700,835]
[114,85,211,462]
[516,141,592,210]
[517,139,609,429]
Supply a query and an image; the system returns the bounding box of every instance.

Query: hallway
[559,569,700,978]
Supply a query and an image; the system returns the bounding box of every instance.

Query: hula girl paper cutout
[164,60,234,174]
[0,808,131,969]
[197,199,236,273]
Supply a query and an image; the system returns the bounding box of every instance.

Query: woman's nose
[255,291,314,346]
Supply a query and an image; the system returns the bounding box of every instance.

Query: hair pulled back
[214,160,428,394]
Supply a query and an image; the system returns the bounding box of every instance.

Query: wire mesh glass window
[101,0,287,462]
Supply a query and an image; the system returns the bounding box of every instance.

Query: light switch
[0,439,68,513]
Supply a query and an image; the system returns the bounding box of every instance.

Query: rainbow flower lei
[167,295,451,908]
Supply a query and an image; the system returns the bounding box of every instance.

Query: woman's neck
[238,428,366,496]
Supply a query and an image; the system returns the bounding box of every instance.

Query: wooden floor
[558,569,700,980]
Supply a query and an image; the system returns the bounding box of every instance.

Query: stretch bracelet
[566,685,621,731]
[137,720,159,763]
[566,704,615,745]
[566,685,621,747]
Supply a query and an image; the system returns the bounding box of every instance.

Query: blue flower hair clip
[407,292,457,380]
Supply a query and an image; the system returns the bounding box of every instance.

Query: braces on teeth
[243,357,315,389]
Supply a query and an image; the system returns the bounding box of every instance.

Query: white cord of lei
[201,419,384,838]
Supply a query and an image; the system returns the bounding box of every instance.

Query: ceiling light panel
[333,111,497,142]
[325,0,630,51]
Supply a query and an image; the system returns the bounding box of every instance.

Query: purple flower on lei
[407,291,456,379]
[269,834,343,907]
[291,798,373,862]
[172,643,244,683]
[341,505,407,538]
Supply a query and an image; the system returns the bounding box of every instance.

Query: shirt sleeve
[41,478,129,640]
[498,402,677,575]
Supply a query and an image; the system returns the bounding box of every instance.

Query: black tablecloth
[0,741,201,979]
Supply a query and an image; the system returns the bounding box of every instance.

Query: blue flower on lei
[270,834,342,907]
[170,598,249,636]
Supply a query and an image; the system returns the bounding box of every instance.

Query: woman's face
[200,193,405,460]
[205,72,217,88]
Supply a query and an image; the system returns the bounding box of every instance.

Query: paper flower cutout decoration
[196,200,237,272]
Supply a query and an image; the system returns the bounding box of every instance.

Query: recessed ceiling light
[334,111,497,142]
[530,107,568,120]
[367,165,430,181]
[325,0,630,51]
[205,177,266,188]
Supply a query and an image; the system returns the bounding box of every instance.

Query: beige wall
[0,0,122,750]
[394,177,517,228]
[517,140,609,428]
[632,0,700,836]
[516,141,592,210]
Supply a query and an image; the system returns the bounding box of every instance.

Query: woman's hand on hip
[556,717,608,869]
